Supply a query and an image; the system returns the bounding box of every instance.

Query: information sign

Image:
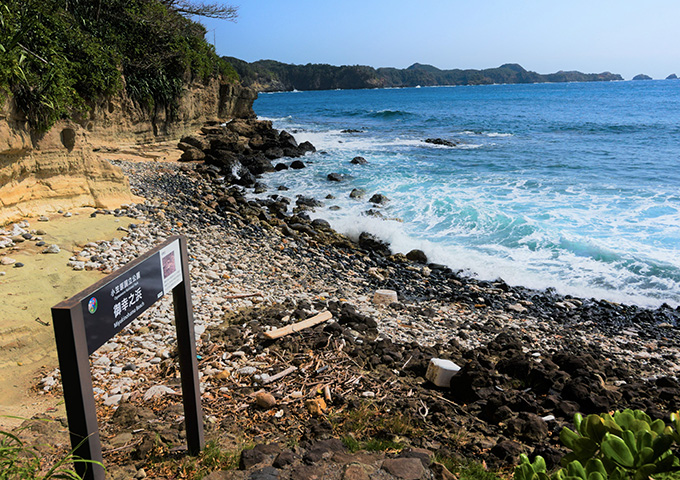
[51,236,203,480]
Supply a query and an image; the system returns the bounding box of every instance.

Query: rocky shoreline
[7,120,680,479]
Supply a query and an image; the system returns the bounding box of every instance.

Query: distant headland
[225,58,624,92]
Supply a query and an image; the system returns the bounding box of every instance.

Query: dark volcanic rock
[424,138,457,147]
[290,160,306,169]
[358,232,391,256]
[350,156,368,165]
[368,194,389,205]
[405,249,427,264]
[327,173,344,182]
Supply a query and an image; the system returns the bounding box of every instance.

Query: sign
[81,238,183,354]
[51,236,204,480]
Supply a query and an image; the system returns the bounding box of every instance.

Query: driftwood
[262,366,297,385]
[264,311,333,340]
[224,292,263,299]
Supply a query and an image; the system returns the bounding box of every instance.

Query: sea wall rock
[0,80,257,224]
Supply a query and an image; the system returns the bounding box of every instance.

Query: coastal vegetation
[0,0,238,132]
[224,57,623,92]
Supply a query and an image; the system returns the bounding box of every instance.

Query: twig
[262,366,297,385]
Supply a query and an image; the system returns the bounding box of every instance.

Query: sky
[198,0,680,80]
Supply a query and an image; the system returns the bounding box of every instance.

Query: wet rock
[406,249,427,264]
[368,194,389,205]
[327,173,344,182]
[350,156,368,165]
[424,138,457,147]
[349,188,365,199]
[290,160,306,169]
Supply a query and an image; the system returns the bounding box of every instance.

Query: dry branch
[264,311,333,339]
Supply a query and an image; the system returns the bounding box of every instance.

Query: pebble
[14,262,24,268]
[43,244,61,254]
[38,216,49,222]
[1,257,16,265]
[142,385,177,402]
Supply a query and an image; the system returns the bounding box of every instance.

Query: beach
[2,133,679,477]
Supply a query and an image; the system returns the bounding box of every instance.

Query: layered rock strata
[0,81,256,224]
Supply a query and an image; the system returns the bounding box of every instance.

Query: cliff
[0,80,256,224]
[226,58,624,92]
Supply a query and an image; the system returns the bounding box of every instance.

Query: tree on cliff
[0,0,239,132]
[162,0,238,20]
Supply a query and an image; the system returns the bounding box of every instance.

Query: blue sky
[198,0,679,80]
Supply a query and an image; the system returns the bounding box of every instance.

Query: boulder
[350,156,368,165]
[369,193,389,205]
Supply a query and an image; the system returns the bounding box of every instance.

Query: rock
[490,439,524,463]
[42,244,61,254]
[249,466,279,480]
[290,160,306,169]
[240,448,266,470]
[368,194,389,205]
[296,196,323,208]
[349,188,365,199]
[350,156,368,165]
[255,392,277,409]
[667,74,678,80]
[179,135,209,151]
[327,173,344,182]
[424,138,457,147]
[142,385,177,402]
[179,147,206,162]
[38,216,49,222]
[273,450,296,468]
[358,232,390,256]
[1,257,16,265]
[343,464,370,480]
[632,74,652,80]
[507,303,528,313]
[274,163,288,171]
[238,366,257,376]
[381,458,425,480]
[14,262,24,268]
[405,249,427,263]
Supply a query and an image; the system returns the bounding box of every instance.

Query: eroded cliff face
[0,80,256,224]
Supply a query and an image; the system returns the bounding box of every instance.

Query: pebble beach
[3,127,680,478]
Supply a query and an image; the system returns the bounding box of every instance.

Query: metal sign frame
[51,235,204,480]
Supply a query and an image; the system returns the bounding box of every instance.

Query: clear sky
[198,0,679,80]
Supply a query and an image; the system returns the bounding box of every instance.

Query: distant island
[633,74,653,81]
[225,58,624,92]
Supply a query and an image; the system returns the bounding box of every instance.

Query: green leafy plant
[514,410,680,480]
[0,426,104,480]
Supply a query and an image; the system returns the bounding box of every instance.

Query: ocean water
[251,80,680,308]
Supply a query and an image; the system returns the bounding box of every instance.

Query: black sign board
[52,236,204,480]
[81,239,182,354]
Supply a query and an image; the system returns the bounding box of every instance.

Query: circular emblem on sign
[88,297,98,314]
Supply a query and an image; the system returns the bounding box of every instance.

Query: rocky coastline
[6,120,680,479]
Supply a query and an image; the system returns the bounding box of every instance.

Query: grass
[0,424,104,480]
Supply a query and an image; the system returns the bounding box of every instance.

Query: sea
[250,80,680,309]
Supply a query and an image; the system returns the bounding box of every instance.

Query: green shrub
[0,0,236,132]
[514,410,680,480]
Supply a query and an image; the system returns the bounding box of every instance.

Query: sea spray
[252,81,680,308]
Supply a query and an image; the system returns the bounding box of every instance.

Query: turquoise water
[252,80,680,308]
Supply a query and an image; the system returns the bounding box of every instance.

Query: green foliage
[0,426,104,480]
[514,410,680,480]
[0,0,236,132]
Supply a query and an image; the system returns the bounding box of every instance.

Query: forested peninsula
[225,57,624,92]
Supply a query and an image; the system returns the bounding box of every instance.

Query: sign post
[51,235,204,480]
